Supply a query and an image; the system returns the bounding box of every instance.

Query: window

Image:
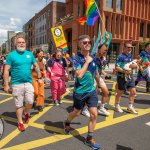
[140,23,144,37]
[78,4,80,17]
[147,24,150,38]
[116,0,122,10]
[105,16,109,30]
[106,0,113,8]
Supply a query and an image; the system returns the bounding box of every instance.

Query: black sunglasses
[82,41,92,45]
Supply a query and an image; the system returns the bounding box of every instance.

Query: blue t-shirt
[140,50,150,59]
[73,54,98,94]
[116,53,132,77]
[6,50,36,84]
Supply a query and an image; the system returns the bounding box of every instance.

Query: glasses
[82,41,91,45]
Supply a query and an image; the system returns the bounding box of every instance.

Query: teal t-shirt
[6,50,36,84]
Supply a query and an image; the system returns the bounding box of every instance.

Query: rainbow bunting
[76,0,99,26]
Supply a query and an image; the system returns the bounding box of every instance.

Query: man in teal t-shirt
[4,37,43,132]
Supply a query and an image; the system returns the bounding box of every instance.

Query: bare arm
[75,56,93,79]
[33,63,42,78]
[94,70,101,87]
[3,65,10,93]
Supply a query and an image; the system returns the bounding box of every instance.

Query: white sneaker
[54,101,59,106]
[127,107,138,114]
[115,105,123,113]
[81,108,90,117]
[98,107,110,116]
[59,100,63,104]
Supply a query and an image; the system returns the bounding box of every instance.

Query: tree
[2,48,6,54]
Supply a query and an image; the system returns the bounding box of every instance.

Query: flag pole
[94,1,106,33]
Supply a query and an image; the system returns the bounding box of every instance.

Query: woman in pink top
[47,50,69,106]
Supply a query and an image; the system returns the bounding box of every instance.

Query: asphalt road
[0,75,150,150]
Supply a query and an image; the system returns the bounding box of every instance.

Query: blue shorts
[117,76,135,91]
[73,90,98,110]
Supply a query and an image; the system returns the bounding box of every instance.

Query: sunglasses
[127,47,132,49]
[82,41,92,45]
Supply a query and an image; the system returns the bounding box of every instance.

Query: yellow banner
[51,26,67,48]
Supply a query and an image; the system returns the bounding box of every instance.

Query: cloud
[0,0,65,46]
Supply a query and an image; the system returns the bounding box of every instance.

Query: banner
[51,26,68,52]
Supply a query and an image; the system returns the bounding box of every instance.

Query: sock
[100,104,105,109]
[128,103,133,109]
[115,103,120,108]
[87,132,93,141]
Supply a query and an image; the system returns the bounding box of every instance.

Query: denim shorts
[73,90,98,110]
[117,76,135,91]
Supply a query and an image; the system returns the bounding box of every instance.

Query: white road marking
[146,122,150,126]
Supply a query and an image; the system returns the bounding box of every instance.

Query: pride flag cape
[76,0,99,26]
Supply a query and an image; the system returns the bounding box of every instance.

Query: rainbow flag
[58,43,68,52]
[76,0,99,26]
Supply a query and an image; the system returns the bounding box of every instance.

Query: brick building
[23,1,66,53]
[61,0,150,61]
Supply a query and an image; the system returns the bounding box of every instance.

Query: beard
[17,46,26,52]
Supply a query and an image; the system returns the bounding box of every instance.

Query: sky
[0,0,65,46]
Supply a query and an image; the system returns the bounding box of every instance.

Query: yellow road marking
[3,108,150,150]
[1,116,18,123]
[0,92,12,96]
[0,97,13,104]
[106,83,116,121]
[0,104,54,148]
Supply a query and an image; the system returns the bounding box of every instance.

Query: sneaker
[24,113,30,123]
[37,106,43,112]
[54,100,59,106]
[98,107,110,116]
[84,139,101,150]
[64,122,71,135]
[18,122,25,132]
[58,100,63,104]
[81,108,90,117]
[127,107,138,114]
[115,105,123,113]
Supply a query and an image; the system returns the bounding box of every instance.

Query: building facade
[23,1,66,53]
[60,0,150,60]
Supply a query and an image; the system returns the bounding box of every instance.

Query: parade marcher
[64,35,101,150]
[81,44,110,117]
[135,43,150,92]
[47,50,69,106]
[3,36,42,132]
[32,50,46,112]
[115,42,138,114]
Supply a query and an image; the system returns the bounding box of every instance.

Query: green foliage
[2,48,6,54]
[139,40,150,50]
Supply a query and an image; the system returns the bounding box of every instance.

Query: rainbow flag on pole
[76,0,99,26]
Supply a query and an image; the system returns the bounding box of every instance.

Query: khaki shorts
[94,76,106,88]
[12,82,34,108]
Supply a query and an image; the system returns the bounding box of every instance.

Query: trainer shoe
[64,122,71,135]
[58,100,63,104]
[24,113,30,124]
[54,100,59,106]
[84,139,101,150]
[98,107,110,116]
[115,105,123,113]
[127,107,138,114]
[18,122,25,132]
[81,108,90,117]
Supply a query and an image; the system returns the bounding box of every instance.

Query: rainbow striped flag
[76,0,99,26]
[58,43,68,52]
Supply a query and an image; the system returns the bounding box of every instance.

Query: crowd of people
[1,35,150,150]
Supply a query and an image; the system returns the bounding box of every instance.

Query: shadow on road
[116,144,133,150]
